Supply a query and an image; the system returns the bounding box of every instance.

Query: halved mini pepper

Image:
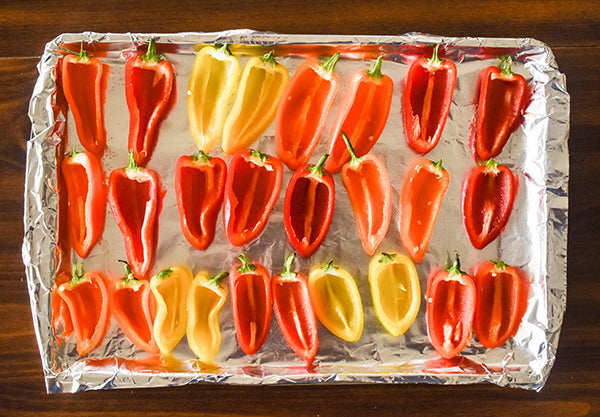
[368,252,420,337]
[426,255,476,359]
[61,149,106,258]
[51,271,73,347]
[223,149,283,246]
[272,254,319,366]
[308,260,363,342]
[284,154,335,258]
[403,44,457,154]
[230,255,272,355]
[400,158,450,263]
[175,151,227,250]
[275,53,340,169]
[186,271,228,363]
[187,44,241,152]
[341,132,392,256]
[222,51,289,155]
[150,266,193,355]
[462,159,518,249]
[472,260,530,349]
[325,56,394,173]
[473,56,526,160]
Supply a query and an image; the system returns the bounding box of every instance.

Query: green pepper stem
[193,150,212,163]
[125,150,142,172]
[141,38,163,64]
[70,263,85,284]
[237,254,257,273]
[378,252,397,264]
[209,271,229,289]
[283,253,296,275]
[430,159,445,171]
[248,149,269,163]
[322,52,340,73]
[499,56,513,76]
[215,43,232,56]
[493,260,507,271]
[157,267,173,280]
[118,260,138,283]
[321,260,338,273]
[482,158,499,170]
[342,132,360,164]
[260,50,278,66]
[426,44,443,66]
[307,154,329,177]
[447,253,466,277]
[76,43,93,60]
[365,56,384,80]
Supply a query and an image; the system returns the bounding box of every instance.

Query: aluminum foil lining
[23,30,569,393]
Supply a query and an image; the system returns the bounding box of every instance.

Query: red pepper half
[341,132,392,256]
[283,154,335,258]
[472,260,530,349]
[462,159,518,249]
[230,255,272,355]
[57,265,110,356]
[108,151,163,279]
[325,56,394,173]
[61,150,106,258]
[51,271,73,346]
[175,150,227,250]
[426,255,476,359]
[272,253,319,366]
[473,56,526,160]
[125,39,175,166]
[403,45,457,154]
[399,158,450,263]
[61,45,107,157]
[223,149,283,246]
[275,53,340,169]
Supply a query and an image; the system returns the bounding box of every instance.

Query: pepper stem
[342,132,360,164]
[322,52,340,73]
[426,44,443,66]
[157,267,173,280]
[125,150,142,172]
[70,263,85,284]
[76,43,93,60]
[283,253,296,275]
[215,43,232,56]
[430,159,445,171]
[248,149,269,163]
[307,154,329,177]
[118,260,138,283]
[378,252,397,264]
[237,254,257,273]
[482,158,499,171]
[365,56,384,80]
[447,253,466,277]
[260,50,278,66]
[193,149,212,163]
[499,56,513,76]
[321,260,338,273]
[493,260,507,271]
[141,38,163,64]
[208,271,229,289]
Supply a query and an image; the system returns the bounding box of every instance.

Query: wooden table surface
[1,1,598,416]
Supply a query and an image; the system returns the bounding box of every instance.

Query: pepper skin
[223,149,283,246]
[187,44,241,152]
[110,261,158,353]
[403,44,457,154]
[473,56,527,160]
[150,266,193,355]
[125,39,174,166]
[284,154,335,258]
[51,271,73,347]
[308,261,363,342]
[61,150,106,258]
[57,264,110,356]
[426,255,476,359]
[61,45,107,157]
[472,261,530,349]
[187,271,228,363]
[175,151,227,250]
[341,132,392,256]
[272,254,319,366]
[275,53,340,169]
[108,151,163,280]
[229,255,272,355]
[462,159,518,249]
[222,51,289,155]
[399,158,450,263]
[325,56,393,173]
[368,252,420,337]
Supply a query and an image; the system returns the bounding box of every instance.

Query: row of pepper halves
[53,251,529,365]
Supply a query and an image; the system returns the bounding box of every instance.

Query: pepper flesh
[308,261,363,342]
[275,53,340,169]
[403,45,457,154]
[272,254,319,366]
[187,44,241,152]
[472,261,530,349]
[368,252,421,337]
[474,56,527,160]
[341,133,392,255]
[400,158,450,263]
[325,56,393,173]
[462,159,518,249]
[150,266,193,355]
[175,151,227,250]
[230,255,272,355]
[222,51,289,155]
[223,149,283,246]
[284,154,335,258]
[186,271,228,362]
[51,271,73,346]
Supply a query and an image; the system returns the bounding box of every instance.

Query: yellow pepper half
[368,252,421,337]
[308,260,363,342]
[221,51,289,155]
[186,271,228,363]
[187,44,241,152]
[150,266,193,355]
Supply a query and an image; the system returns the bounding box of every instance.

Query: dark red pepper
[175,150,227,250]
[403,45,456,154]
[125,39,175,166]
[223,149,283,246]
[462,159,518,249]
[283,154,335,258]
